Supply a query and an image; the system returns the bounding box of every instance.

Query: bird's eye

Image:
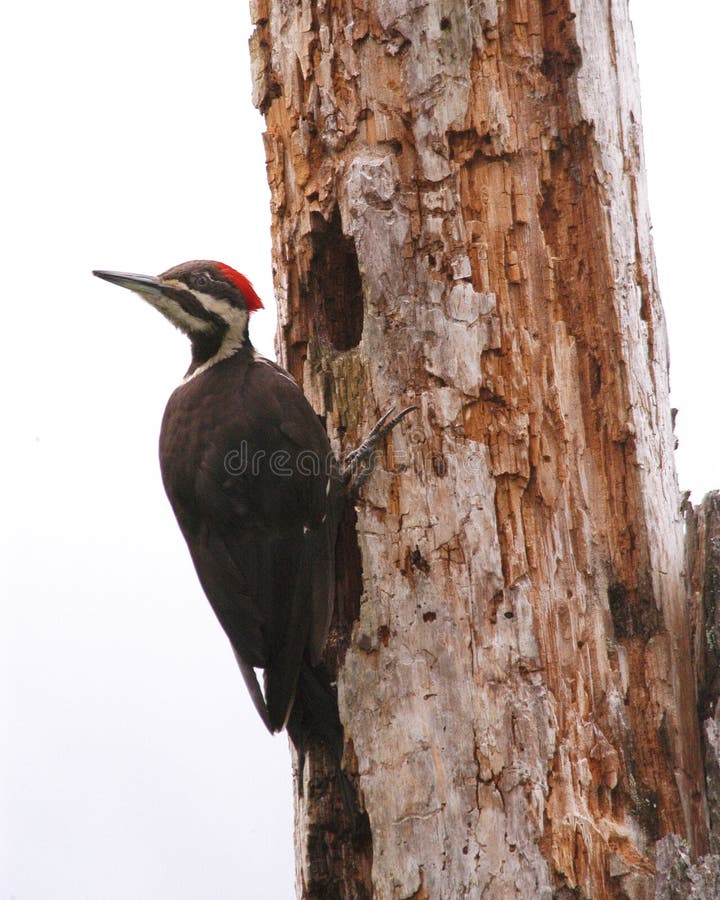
[192,273,210,289]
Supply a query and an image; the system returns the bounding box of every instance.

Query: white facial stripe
[162,280,248,336]
[148,290,216,335]
[169,282,250,385]
[192,290,249,339]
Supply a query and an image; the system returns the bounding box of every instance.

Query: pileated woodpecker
[93,260,412,759]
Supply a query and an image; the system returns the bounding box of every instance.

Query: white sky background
[1,2,718,898]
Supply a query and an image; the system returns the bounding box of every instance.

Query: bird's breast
[159,361,245,523]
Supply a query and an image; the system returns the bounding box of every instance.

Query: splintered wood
[250,1,707,897]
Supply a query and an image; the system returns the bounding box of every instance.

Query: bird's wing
[244,357,340,667]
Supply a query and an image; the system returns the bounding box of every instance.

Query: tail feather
[287,660,357,817]
[286,660,344,763]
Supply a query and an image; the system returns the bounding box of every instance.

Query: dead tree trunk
[249,1,712,896]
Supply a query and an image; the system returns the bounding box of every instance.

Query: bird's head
[93,260,264,377]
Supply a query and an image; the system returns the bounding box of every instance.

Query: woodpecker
[93,260,413,759]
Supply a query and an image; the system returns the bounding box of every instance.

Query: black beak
[93,270,162,296]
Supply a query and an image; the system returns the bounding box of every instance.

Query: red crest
[215,262,264,312]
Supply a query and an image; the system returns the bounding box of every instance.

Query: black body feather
[159,347,341,743]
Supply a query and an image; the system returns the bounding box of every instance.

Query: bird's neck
[184,325,252,384]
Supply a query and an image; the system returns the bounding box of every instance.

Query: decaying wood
[249,1,712,896]
[686,494,720,851]
[653,493,720,896]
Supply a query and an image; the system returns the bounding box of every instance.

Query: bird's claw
[343,404,417,494]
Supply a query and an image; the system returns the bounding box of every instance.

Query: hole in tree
[309,206,364,351]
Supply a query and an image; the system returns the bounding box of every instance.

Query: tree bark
[249,1,711,897]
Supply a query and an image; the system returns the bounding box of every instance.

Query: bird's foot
[342,405,417,495]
